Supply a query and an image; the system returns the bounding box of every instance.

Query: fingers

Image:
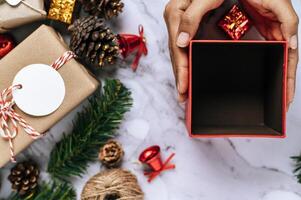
[164,1,183,75]
[271,0,299,109]
[175,0,224,101]
[176,0,224,47]
[263,0,299,109]
[164,0,190,102]
[164,0,224,102]
[287,48,299,110]
[263,0,298,48]
[240,0,284,40]
[169,30,189,100]
[270,23,284,41]
[175,48,189,98]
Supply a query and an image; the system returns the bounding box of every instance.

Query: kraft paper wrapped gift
[0,25,99,167]
[0,0,46,33]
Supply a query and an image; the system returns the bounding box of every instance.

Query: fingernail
[290,35,298,50]
[177,32,190,47]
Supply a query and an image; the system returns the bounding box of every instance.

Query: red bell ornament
[117,25,148,71]
[0,34,15,59]
[139,145,175,182]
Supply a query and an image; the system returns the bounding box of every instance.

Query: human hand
[164,0,224,102]
[240,0,299,110]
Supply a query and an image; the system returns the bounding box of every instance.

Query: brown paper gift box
[0,25,99,167]
[0,0,46,33]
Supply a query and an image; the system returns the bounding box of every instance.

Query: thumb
[265,0,298,49]
[281,11,298,50]
[282,22,298,50]
[176,0,223,48]
[265,0,299,109]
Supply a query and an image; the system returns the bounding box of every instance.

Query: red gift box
[186,40,288,138]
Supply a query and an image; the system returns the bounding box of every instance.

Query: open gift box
[186,40,288,138]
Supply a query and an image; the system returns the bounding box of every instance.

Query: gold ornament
[48,0,76,24]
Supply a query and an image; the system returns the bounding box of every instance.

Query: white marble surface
[1,0,301,199]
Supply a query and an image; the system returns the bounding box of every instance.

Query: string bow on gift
[0,85,41,162]
[0,51,76,162]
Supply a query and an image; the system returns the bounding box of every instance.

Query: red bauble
[117,25,148,71]
[0,34,15,59]
[218,4,252,40]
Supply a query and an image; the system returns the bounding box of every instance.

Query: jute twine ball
[81,169,144,200]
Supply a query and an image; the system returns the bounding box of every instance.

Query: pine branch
[47,79,132,180]
[292,155,301,183]
[5,181,76,200]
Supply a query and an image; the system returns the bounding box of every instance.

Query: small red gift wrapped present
[218,4,252,40]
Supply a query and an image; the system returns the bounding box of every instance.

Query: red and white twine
[0,51,76,162]
[51,51,76,70]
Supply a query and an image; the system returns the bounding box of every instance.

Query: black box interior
[191,42,285,136]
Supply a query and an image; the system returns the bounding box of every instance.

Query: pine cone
[8,161,39,197]
[99,140,124,168]
[69,16,120,67]
[79,0,124,19]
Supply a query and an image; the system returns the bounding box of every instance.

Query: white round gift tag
[12,64,65,117]
[5,0,22,6]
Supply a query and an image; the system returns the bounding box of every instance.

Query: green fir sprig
[5,181,76,200]
[292,154,301,183]
[47,79,132,181]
